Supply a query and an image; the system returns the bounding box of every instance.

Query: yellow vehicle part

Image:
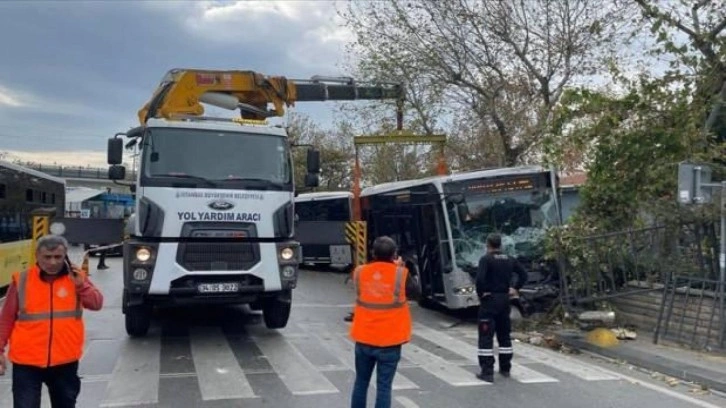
[0,240,32,288]
[138,70,296,124]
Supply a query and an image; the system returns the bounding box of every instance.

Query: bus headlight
[135,247,152,262]
[280,247,294,261]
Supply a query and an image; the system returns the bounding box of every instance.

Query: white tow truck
[107,69,403,336]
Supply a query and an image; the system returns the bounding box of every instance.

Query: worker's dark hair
[486,233,502,249]
[372,236,397,261]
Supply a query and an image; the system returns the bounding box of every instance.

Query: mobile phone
[65,254,76,276]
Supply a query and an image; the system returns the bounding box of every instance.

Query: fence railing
[20,162,136,181]
[556,221,721,307]
[654,275,725,351]
[553,219,723,351]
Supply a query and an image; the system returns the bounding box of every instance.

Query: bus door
[414,203,446,301]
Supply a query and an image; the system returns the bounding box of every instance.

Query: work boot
[476,372,494,383]
[344,312,354,322]
[499,370,511,378]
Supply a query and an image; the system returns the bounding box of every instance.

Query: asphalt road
[1,254,725,408]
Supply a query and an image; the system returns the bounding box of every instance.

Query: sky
[0,0,354,167]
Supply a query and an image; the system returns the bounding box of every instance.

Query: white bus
[294,191,353,267]
[360,166,561,310]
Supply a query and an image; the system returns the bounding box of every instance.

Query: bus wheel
[125,304,152,337]
[263,290,292,329]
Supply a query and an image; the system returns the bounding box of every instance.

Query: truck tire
[125,304,152,337]
[263,291,291,329]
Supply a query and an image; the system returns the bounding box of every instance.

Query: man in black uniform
[473,233,528,382]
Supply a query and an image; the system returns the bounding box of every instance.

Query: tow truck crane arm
[138,69,405,125]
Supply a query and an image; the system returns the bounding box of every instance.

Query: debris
[665,377,680,387]
[689,388,710,395]
[611,327,637,340]
[689,384,710,395]
[577,310,616,324]
[560,345,580,355]
[529,336,544,347]
[543,335,562,350]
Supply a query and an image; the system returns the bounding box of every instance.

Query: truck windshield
[445,178,557,269]
[140,128,292,190]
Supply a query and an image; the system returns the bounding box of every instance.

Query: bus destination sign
[466,176,536,194]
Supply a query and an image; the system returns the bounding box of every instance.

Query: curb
[556,332,726,394]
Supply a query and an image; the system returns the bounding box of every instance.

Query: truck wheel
[125,305,152,337]
[263,291,292,329]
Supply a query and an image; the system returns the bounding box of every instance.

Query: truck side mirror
[108,138,123,165]
[108,165,126,180]
[304,173,319,188]
[306,149,320,174]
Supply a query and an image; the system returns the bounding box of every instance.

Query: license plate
[198,283,239,293]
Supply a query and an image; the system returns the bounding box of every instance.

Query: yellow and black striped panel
[345,221,367,267]
[29,215,50,267]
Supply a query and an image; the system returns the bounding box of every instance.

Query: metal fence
[556,221,720,306]
[654,275,725,350]
[554,219,724,350]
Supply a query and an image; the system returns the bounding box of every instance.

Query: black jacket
[474,250,528,299]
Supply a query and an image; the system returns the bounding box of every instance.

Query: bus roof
[0,160,66,185]
[360,165,547,197]
[294,191,353,202]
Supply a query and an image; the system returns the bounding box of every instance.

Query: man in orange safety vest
[0,234,104,408]
[349,236,420,408]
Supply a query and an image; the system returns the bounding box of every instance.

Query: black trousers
[477,294,513,374]
[12,361,81,408]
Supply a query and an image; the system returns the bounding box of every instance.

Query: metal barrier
[654,275,726,351]
[19,162,136,181]
[556,222,720,308]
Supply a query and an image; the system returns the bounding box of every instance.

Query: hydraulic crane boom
[138,69,405,125]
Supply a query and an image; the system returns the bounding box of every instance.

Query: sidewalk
[556,329,726,393]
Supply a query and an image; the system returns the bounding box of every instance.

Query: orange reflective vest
[350,261,412,347]
[9,265,84,368]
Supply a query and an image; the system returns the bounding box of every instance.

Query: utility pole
[677,163,725,344]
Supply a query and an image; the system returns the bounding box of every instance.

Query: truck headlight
[135,247,152,262]
[280,247,294,261]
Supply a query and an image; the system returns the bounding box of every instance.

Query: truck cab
[108,117,320,337]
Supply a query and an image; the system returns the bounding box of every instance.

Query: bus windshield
[295,197,351,222]
[445,177,557,268]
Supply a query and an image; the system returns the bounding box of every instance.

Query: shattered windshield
[445,178,557,269]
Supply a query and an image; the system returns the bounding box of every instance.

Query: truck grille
[177,222,260,271]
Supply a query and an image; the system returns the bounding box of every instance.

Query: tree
[341,0,630,166]
[632,0,726,142]
[544,0,726,230]
[286,113,355,192]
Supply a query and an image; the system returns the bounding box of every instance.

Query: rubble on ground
[611,327,637,340]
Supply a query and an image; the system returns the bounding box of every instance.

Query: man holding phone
[0,234,104,408]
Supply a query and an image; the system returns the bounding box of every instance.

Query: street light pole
[719,181,725,345]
